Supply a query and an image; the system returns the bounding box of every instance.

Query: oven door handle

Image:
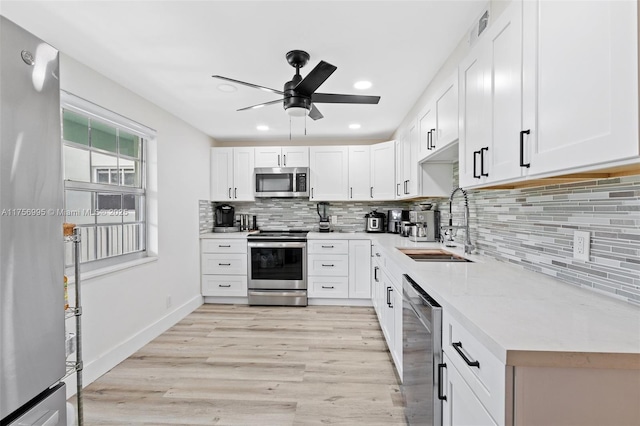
[248,290,306,297]
[248,241,307,249]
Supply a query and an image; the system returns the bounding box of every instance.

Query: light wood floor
[71,304,407,425]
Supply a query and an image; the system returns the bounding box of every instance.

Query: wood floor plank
[73,304,406,425]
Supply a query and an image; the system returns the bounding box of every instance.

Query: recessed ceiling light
[354,81,372,90]
[256,125,269,131]
[349,123,361,130]
[217,83,237,92]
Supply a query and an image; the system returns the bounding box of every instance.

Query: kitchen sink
[398,248,472,263]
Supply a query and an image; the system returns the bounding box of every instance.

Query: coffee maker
[408,210,440,242]
[387,209,409,233]
[214,204,240,232]
[317,202,330,232]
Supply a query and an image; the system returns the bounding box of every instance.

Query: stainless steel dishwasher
[401,274,444,426]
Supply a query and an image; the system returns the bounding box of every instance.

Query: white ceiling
[1,1,486,143]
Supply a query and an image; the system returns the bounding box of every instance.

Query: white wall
[60,54,213,394]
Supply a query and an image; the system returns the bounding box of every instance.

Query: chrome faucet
[442,187,475,254]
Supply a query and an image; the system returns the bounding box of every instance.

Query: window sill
[66,256,158,284]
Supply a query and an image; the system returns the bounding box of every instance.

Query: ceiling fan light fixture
[286,106,308,117]
[354,80,372,90]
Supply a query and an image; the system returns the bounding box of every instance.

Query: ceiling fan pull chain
[305,110,307,135]
[289,115,292,140]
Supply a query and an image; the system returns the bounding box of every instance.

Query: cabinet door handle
[438,363,447,401]
[234,188,238,198]
[321,245,334,248]
[396,183,401,196]
[520,129,531,168]
[283,154,286,166]
[321,285,335,289]
[374,266,379,282]
[218,263,231,266]
[321,264,335,267]
[386,287,393,307]
[218,284,231,288]
[452,342,480,368]
[311,188,314,199]
[218,244,231,248]
[480,147,489,177]
[430,128,436,149]
[427,130,433,150]
[350,187,353,199]
[228,187,232,198]
[473,150,480,179]
[370,186,374,199]
[277,154,280,166]
[404,180,409,195]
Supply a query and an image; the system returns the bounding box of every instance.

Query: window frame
[61,91,154,272]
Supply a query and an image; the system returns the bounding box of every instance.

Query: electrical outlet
[331,215,338,225]
[573,231,590,261]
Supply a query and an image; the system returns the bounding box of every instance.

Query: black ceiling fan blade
[309,104,324,121]
[237,97,286,112]
[212,75,284,95]
[294,61,337,96]
[312,93,381,104]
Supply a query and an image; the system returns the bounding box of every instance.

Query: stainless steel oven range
[247,230,308,306]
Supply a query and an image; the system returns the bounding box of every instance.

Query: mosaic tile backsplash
[431,165,640,306]
[200,168,640,305]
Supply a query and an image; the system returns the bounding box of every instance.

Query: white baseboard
[64,295,203,398]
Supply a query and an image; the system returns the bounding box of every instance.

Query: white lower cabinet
[308,239,371,300]
[442,311,507,425]
[348,240,371,299]
[442,352,499,426]
[201,238,247,298]
[370,244,402,377]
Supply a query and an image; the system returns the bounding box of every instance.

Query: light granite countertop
[366,233,640,370]
[200,231,256,239]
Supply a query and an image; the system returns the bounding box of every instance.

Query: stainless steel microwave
[254,167,309,198]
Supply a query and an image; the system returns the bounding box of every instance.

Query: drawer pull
[438,363,447,401]
[218,263,231,266]
[218,244,231,248]
[452,342,480,368]
[321,264,334,267]
[218,284,231,288]
[321,245,334,248]
[374,266,379,282]
[321,285,335,289]
[386,287,392,307]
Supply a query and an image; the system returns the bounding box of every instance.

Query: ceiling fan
[212,50,380,121]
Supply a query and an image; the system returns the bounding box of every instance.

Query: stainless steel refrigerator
[1,16,67,426]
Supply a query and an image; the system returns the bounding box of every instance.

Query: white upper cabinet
[460,0,638,188]
[281,146,309,167]
[210,147,255,201]
[522,0,638,175]
[309,146,349,201]
[433,71,459,152]
[348,145,371,200]
[417,102,436,159]
[459,0,528,187]
[395,140,403,199]
[254,146,309,168]
[370,141,396,200]
[396,121,419,199]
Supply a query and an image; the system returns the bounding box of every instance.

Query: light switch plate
[573,231,590,261]
[331,215,338,225]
